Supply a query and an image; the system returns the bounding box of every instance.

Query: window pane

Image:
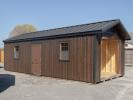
[14,46,19,59]
[60,42,69,61]
[62,46,68,51]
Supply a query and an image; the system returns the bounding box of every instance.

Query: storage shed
[4,19,130,83]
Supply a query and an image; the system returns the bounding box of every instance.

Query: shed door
[101,39,119,73]
[31,44,41,75]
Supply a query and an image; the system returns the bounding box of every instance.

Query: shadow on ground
[0,74,15,93]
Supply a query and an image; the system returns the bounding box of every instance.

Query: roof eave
[4,30,102,43]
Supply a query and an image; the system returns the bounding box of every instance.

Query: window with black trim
[60,42,69,61]
[14,46,19,59]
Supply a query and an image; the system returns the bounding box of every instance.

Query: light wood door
[31,44,41,75]
[101,39,119,73]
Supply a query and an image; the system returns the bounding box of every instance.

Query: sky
[0,0,133,47]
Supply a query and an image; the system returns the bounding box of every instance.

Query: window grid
[60,42,69,61]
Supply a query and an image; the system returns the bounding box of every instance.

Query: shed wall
[4,35,95,82]
[4,42,31,73]
[115,40,125,75]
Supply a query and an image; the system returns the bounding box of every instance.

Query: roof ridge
[33,19,120,33]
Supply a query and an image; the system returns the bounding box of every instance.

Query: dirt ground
[0,66,133,100]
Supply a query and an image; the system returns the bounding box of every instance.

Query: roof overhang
[103,20,131,40]
[3,19,131,43]
[4,30,102,43]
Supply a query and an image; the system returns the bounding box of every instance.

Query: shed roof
[4,19,130,43]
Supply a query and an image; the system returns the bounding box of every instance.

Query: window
[14,46,19,59]
[60,42,69,61]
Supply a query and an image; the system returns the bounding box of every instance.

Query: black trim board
[92,34,101,83]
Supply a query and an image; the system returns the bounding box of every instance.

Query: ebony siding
[4,35,95,83]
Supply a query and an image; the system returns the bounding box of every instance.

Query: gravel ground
[0,66,133,100]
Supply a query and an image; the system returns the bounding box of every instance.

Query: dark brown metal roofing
[4,19,131,43]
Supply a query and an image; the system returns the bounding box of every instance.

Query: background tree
[10,24,37,37]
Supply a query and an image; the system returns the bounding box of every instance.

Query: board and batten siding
[4,42,31,74]
[120,41,125,76]
[4,35,95,83]
[112,40,125,76]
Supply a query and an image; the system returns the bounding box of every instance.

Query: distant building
[125,42,133,66]
[0,48,4,64]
